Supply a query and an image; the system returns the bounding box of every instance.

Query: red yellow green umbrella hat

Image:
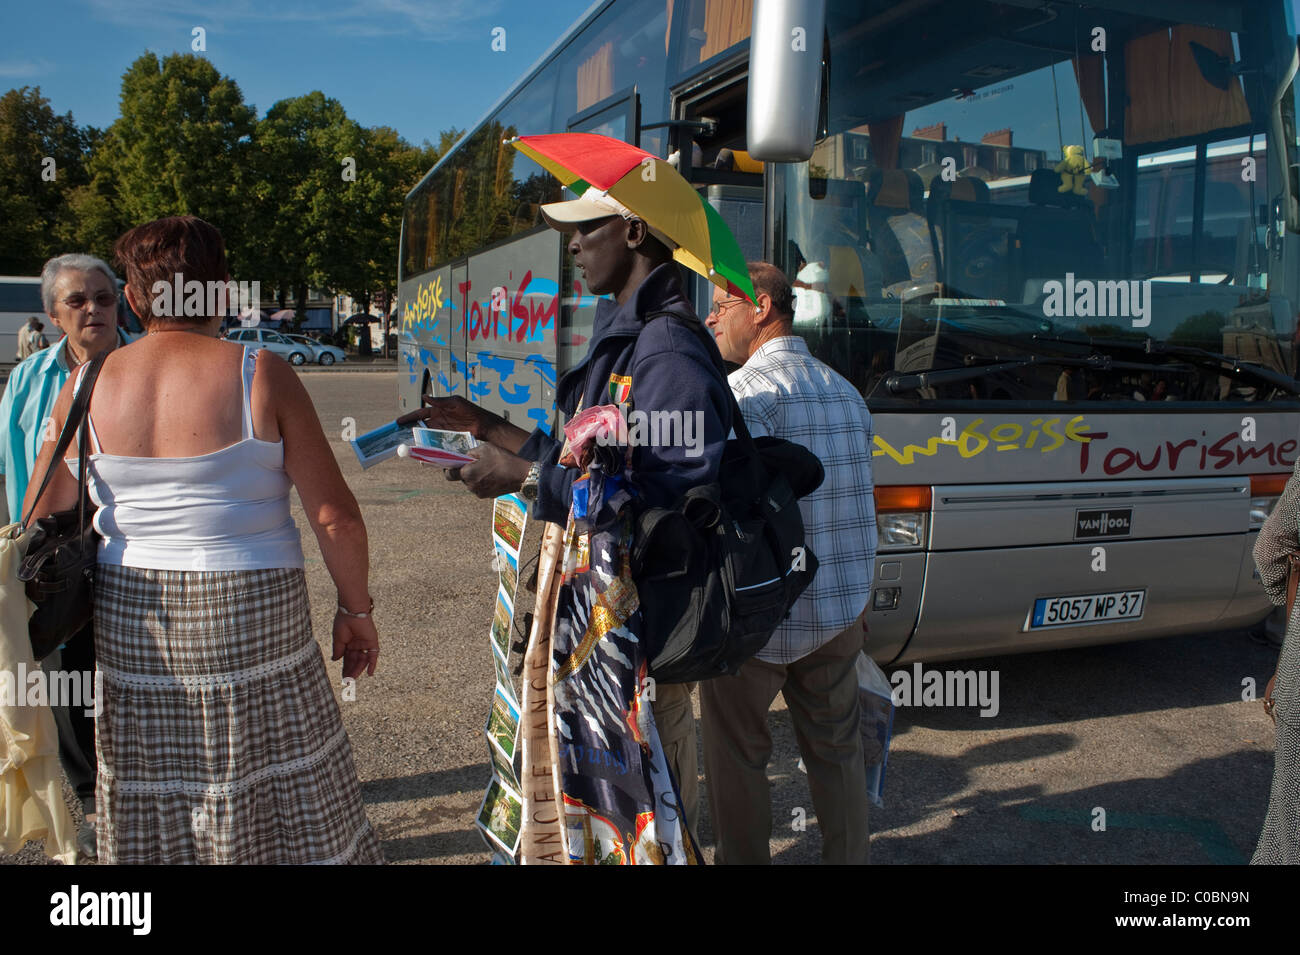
[508,132,757,304]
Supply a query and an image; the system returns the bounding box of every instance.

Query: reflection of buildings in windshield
[776,8,1289,404]
[1218,301,1290,399]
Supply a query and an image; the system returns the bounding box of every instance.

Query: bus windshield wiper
[1143,341,1300,397]
[884,353,1174,395]
[1030,333,1300,398]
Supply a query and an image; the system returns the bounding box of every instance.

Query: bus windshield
[773,0,1297,406]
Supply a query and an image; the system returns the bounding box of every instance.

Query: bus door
[445,261,470,399]
[670,62,767,318]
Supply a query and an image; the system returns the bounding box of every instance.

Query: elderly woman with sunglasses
[0,253,132,860]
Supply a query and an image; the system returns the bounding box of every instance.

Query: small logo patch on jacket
[608,373,632,406]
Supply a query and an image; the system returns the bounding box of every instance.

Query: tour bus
[0,277,45,362]
[396,0,1300,664]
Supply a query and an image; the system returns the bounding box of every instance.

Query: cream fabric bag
[0,521,77,865]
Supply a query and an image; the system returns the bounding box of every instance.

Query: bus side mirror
[747,0,827,162]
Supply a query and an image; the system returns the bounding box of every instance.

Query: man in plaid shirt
[701,261,877,864]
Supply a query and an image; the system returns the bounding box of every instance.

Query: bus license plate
[1030,590,1145,629]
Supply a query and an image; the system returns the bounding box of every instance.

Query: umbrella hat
[509,132,756,303]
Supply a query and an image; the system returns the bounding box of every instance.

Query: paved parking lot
[2,369,1285,865]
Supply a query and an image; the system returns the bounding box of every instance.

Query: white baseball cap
[540,187,677,250]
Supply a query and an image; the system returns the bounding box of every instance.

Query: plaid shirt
[729,336,877,664]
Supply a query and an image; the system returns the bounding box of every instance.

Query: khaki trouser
[651,681,699,845]
[701,615,870,865]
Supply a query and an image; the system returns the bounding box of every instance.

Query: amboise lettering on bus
[872,415,1092,466]
[401,274,445,336]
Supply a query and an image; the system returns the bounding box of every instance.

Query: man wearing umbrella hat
[407,185,733,862]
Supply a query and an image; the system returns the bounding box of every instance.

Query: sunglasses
[59,293,118,311]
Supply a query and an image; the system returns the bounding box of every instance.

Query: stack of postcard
[350,419,418,469]
[474,493,529,861]
[349,420,478,469]
[407,427,478,467]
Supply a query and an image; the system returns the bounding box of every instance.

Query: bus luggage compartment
[892,477,1269,663]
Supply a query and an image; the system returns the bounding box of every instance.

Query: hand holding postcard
[352,421,478,469]
[350,419,418,469]
[396,427,479,467]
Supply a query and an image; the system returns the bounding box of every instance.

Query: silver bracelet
[336,597,374,619]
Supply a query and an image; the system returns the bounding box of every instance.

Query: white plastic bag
[856,651,895,808]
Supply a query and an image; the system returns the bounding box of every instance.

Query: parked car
[283,333,346,366]
[224,327,313,365]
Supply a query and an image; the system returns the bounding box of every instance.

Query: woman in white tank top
[24,216,383,864]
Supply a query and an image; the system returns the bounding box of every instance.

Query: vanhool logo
[1075,508,1132,539]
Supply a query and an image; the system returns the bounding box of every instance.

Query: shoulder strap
[240,347,256,439]
[22,350,110,529]
[71,362,104,454]
[644,309,756,451]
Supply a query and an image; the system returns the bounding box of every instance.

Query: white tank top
[66,347,305,571]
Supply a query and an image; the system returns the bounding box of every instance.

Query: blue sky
[0,0,596,148]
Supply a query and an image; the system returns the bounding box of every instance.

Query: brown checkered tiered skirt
[92,565,383,864]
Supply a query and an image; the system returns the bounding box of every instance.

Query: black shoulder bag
[17,350,109,660]
[630,313,825,684]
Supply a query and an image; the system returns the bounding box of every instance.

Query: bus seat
[828,243,877,301]
[714,148,764,174]
[1015,169,1105,288]
[914,161,943,191]
[798,178,881,306]
[1027,167,1090,210]
[867,168,937,294]
[927,176,1005,299]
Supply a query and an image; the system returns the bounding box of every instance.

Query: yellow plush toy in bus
[1055,144,1090,195]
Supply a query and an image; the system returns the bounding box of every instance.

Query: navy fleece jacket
[517,263,732,524]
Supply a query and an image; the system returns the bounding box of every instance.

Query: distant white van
[0,276,45,362]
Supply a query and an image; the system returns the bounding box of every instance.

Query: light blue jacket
[0,331,132,524]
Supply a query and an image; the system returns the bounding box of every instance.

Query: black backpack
[630,314,824,684]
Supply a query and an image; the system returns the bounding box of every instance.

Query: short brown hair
[113,216,228,326]
[748,261,794,319]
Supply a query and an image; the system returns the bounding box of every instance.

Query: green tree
[98,52,255,271]
[245,91,369,322]
[0,86,95,273]
[325,127,458,314]
[64,126,129,263]
[324,124,405,314]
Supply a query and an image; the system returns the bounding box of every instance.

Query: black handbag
[17,351,109,660]
[630,314,825,684]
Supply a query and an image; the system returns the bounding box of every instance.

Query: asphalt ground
[1,369,1286,866]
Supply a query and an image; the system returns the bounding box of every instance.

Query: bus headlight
[878,512,927,549]
[874,486,932,552]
